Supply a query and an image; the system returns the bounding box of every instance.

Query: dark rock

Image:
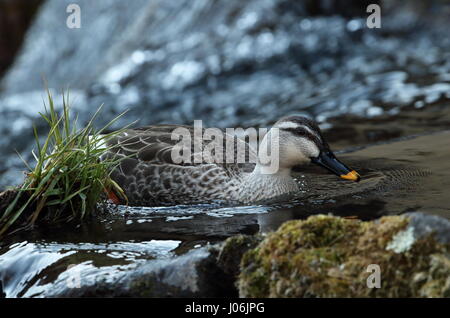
[39,247,237,298]
[1,211,449,297]
[216,234,263,278]
[122,248,236,297]
[3,234,264,297]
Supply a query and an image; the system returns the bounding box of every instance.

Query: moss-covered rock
[238,214,450,297]
[217,234,263,278]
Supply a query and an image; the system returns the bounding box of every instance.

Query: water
[1,0,450,188]
[2,130,449,297]
[1,0,450,297]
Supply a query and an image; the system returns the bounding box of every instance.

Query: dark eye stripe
[284,117,325,139]
[281,127,327,150]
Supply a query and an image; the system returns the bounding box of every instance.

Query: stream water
[1,130,449,297]
[0,0,450,297]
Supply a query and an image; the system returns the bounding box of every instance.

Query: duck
[101,116,360,206]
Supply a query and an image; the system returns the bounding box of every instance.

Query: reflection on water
[2,131,449,297]
[1,1,450,188]
[1,0,450,297]
[0,239,180,297]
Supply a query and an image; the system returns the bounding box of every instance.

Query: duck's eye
[292,128,307,136]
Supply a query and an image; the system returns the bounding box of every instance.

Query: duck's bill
[311,151,361,182]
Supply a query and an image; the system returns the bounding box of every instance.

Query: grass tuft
[0,90,129,237]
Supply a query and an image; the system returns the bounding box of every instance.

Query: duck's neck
[238,164,299,203]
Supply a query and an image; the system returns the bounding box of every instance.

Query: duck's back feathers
[105,125,256,166]
[102,124,257,205]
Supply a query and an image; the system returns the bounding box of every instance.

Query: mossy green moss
[238,215,449,297]
[217,234,263,278]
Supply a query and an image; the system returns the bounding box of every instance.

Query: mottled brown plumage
[101,116,345,206]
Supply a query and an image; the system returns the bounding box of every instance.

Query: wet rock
[238,213,450,297]
[1,210,449,297]
[120,247,236,297]
[1,234,261,297]
[46,235,265,297]
[217,234,263,278]
[31,246,236,298]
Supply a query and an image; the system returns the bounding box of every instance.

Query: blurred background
[0,0,450,189]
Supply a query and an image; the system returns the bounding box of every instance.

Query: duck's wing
[103,124,257,171]
[104,125,193,165]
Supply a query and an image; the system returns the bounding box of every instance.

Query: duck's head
[268,115,360,181]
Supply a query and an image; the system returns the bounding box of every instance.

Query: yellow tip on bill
[340,170,361,181]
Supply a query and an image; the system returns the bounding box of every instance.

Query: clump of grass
[0,90,129,237]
